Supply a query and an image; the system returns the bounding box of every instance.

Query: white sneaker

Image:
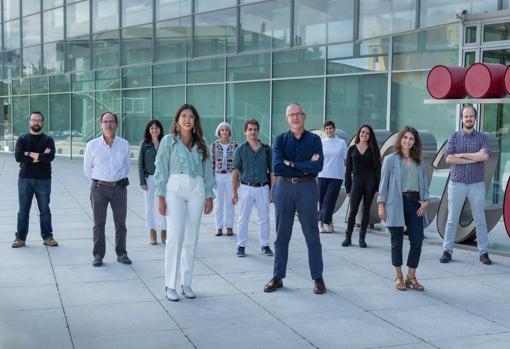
[181,285,196,299]
[165,288,179,301]
[318,222,325,233]
[323,223,333,233]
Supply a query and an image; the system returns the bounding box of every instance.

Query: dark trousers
[388,194,424,269]
[346,173,376,233]
[90,183,128,258]
[318,178,343,224]
[16,178,53,241]
[272,178,323,280]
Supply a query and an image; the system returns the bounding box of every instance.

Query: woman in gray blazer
[377,126,430,292]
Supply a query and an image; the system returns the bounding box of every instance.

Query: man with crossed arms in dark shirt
[264,103,326,294]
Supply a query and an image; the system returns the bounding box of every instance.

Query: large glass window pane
[43,0,64,10]
[31,76,48,93]
[22,0,40,15]
[72,72,94,91]
[240,0,291,52]
[359,0,416,39]
[13,96,29,139]
[23,45,42,76]
[393,24,459,70]
[273,46,325,78]
[22,13,41,46]
[71,92,94,157]
[122,66,151,88]
[67,36,91,72]
[294,0,353,47]
[391,71,456,146]
[271,78,324,141]
[227,82,270,144]
[43,42,65,74]
[5,20,21,50]
[195,8,237,57]
[122,0,152,27]
[157,0,191,20]
[153,62,185,86]
[421,0,497,27]
[156,17,191,61]
[5,49,22,78]
[93,30,120,68]
[67,1,90,38]
[4,0,20,21]
[95,69,120,89]
[187,57,224,83]
[327,38,389,74]
[43,8,64,42]
[122,24,153,65]
[153,86,185,129]
[50,74,70,92]
[186,84,224,143]
[12,78,29,94]
[122,89,150,147]
[483,22,510,42]
[195,0,236,13]
[93,0,119,32]
[326,74,387,137]
[227,52,270,81]
[49,94,71,156]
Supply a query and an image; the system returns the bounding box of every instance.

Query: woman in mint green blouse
[154,104,215,301]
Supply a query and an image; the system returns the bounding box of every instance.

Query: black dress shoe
[264,277,283,292]
[314,277,327,294]
[439,251,452,263]
[480,253,492,265]
[92,256,103,267]
[117,254,132,265]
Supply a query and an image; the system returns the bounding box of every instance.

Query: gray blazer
[377,153,430,227]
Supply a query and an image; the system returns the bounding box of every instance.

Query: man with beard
[440,104,492,265]
[12,112,58,248]
[84,112,131,267]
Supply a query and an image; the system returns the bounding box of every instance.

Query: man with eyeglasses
[264,103,327,295]
[84,112,132,267]
[12,112,58,248]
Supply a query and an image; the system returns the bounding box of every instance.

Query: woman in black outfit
[343,125,381,248]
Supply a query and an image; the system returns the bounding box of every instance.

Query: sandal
[405,276,424,291]
[395,276,406,291]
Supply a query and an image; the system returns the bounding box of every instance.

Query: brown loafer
[43,238,59,247]
[264,277,283,292]
[11,239,26,248]
[313,277,327,294]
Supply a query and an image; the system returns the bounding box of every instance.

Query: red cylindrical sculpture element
[504,66,510,95]
[427,65,467,99]
[465,63,507,98]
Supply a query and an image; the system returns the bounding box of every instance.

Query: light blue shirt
[154,134,215,199]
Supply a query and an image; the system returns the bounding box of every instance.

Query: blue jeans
[443,181,488,255]
[16,178,53,241]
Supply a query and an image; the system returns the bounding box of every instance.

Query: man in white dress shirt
[84,112,132,267]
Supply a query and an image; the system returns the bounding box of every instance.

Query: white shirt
[318,137,347,180]
[84,135,131,182]
[221,143,228,170]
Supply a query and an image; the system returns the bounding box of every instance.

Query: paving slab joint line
[45,246,76,349]
[54,174,93,221]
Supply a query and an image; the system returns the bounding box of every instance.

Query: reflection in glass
[359,0,416,39]
[43,8,64,43]
[50,94,71,156]
[93,0,119,32]
[273,46,325,78]
[328,38,389,74]
[71,92,94,157]
[95,90,121,137]
[187,57,224,83]
[464,51,476,66]
[122,0,152,27]
[186,84,225,143]
[30,76,49,94]
[156,17,191,61]
[4,0,20,21]
[195,0,236,13]
[156,0,191,20]
[43,0,64,10]
[13,96,29,139]
[67,1,90,38]
[93,30,120,68]
[30,95,49,126]
[12,78,29,95]
[484,22,510,42]
[50,74,70,92]
[465,26,477,44]
[227,53,270,81]
[122,66,151,88]
[153,62,185,86]
[67,36,91,72]
[43,42,65,74]
[22,0,40,16]
[240,0,291,52]
[195,8,237,57]
[5,49,22,78]
[95,69,120,90]
[22,45,42,76]
[421,0,497,28]
[5,20,21,50]
[22,13,41,46]
[122,89,150,146]
[153,87,185,129]
[122,24,153,65]
[72,72,94,92]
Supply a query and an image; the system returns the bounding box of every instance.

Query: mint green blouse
[154,134,215,199]
[400,157,419,192]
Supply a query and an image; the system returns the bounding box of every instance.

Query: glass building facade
[1,0,510,205]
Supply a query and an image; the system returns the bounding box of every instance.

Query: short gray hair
[215,122,232,138]
[285,103,304,116]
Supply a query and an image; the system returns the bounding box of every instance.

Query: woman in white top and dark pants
[317,121,348,233]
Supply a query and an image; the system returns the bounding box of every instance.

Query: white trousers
[237,184,270,248]
[144,175,167,230]
[165,174,205,289]
[214,173,235,229]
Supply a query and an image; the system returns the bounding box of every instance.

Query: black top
[344,145,380,193]
[272,130,323,177]
[14,133,56,179]
[138,141,158,186]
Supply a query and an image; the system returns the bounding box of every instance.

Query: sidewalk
[1,153,510,349]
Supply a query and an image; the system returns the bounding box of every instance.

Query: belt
[218,170,228,174]
[280,176,316,184]
[402,191,419,197]
[93,179,120,188]
[241,181,268,187]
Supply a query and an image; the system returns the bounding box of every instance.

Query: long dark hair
[354,124,380,169]
[143,119,164,143]
[171,104,208,161]
[395,126,422,165]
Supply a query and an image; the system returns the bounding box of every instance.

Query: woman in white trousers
[154,104,215,301]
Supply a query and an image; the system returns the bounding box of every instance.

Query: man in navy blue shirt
[264,103,326,294]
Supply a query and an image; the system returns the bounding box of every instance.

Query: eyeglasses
[102,120,116,125]
[30,119,43,123]
[287,112,304,118]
